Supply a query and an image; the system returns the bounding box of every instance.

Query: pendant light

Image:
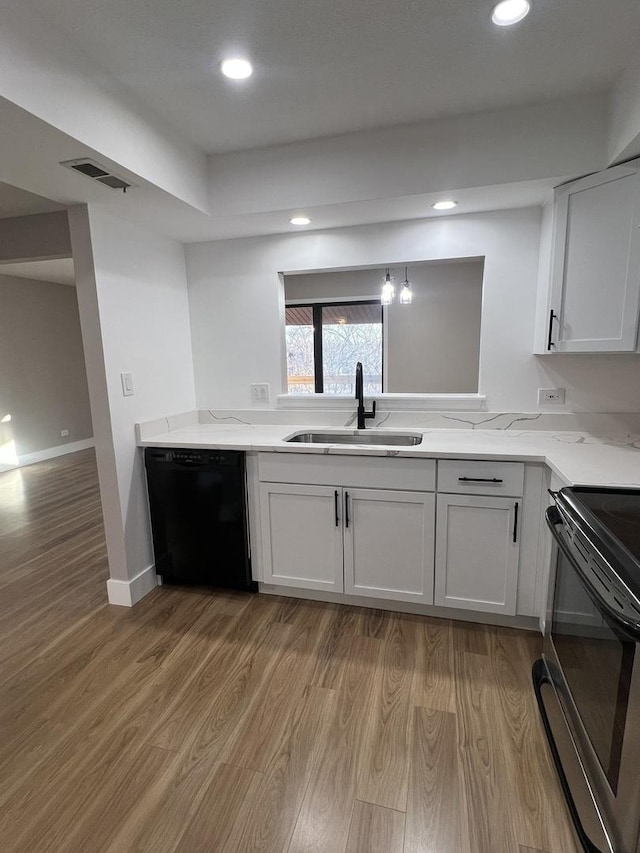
[399,266,412,304]
[380,268,395,305]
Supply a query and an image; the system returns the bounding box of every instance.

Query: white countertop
[138,424,640,488]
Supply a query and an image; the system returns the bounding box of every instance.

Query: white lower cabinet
[434,494,520,615]
[344,488,435,604]
[256,453,536,621]
[259,483,344,592]
[259,482,435,603]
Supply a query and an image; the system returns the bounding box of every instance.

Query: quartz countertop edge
[137,424,640,489]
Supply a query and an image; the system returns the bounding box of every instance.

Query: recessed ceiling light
[220,58,253,80]
[491,0,531,26]
[432,200,458,211]
[290,216,311,226]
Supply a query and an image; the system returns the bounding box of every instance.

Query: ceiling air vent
[60,158,135,193]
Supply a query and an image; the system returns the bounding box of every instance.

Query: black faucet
[355,361,376,429]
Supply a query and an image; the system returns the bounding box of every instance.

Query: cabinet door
[259,483,344,592]
[435,494,520,615]
[343,488,435,604]
[549,164,640,353]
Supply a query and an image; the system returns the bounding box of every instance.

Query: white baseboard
[18,437,95,468]
[107,565,158,607]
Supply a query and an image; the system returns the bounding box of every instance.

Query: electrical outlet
[60,429,69,437]
[538,387,566,404]
[251,383,270,403]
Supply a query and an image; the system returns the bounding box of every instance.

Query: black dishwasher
[144,447,256,591]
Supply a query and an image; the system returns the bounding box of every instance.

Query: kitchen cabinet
[434,493,520,615]
[259,482,435,603]
[258,453,436,603]
[256,452,539,622]
[259,483,344,592]
[343,488,435,603]
[541,161,640,353]
[434,460,524,616]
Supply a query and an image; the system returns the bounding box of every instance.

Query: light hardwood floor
[0,450,580,852]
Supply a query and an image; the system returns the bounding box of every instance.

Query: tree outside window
[285,301,382,395]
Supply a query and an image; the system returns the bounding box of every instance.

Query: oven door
[540,506,640,853]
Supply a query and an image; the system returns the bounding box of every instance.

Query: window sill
[276,393,486,411]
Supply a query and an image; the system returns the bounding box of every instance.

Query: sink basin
[285,430,423,447]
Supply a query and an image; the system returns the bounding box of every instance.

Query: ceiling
[30,0,640,154]
[0,181,63,218]
[0,257,75,286]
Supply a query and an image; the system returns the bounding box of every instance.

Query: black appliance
[534,487,640,853]
[144,447,256,591]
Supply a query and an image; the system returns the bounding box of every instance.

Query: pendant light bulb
[381,268,395,305]
[399,266,412,304]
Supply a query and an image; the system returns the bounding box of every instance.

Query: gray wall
[0,274,93,457]
[0,210,71,263]
[285,259,484,393]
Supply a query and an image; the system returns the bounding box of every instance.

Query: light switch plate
[251,383,270,403]
[121,372,134,397]
[538,387,565,404]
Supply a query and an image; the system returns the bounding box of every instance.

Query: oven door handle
[546,506,640,640]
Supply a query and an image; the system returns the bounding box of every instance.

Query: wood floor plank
[37,744,174,853]
[148,603,290,754]
[454,650,520,852]
[411,615,456,712]
[356,614,415,811]
[220,604,330,772]
[174,763,262,853]
[454,620,490,655]
[287,635,381,853]
[221,684,335,853]
[404,706,468,853]
[345,801,405,853]
[308,604,361,689]
[103,753,218,853]
[357,607,392,639]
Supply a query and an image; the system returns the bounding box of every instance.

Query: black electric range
[534,485,640,853]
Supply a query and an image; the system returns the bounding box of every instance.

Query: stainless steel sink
[285,430,423,446]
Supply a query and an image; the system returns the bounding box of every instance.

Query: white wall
[187,208,640,413]
[69,205,196,595]
[208,96,607,216]
[0,274,92,458]
[608,51,640,164]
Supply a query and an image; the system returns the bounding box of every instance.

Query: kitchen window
[285,300,383,395]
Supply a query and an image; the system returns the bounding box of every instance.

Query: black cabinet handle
[334,490,339,527]
[345,491,350,528]
[458,477,503,483]
[547,309,557,351]
[513,502,519,543]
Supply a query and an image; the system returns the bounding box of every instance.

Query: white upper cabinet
[541,162,640,353]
